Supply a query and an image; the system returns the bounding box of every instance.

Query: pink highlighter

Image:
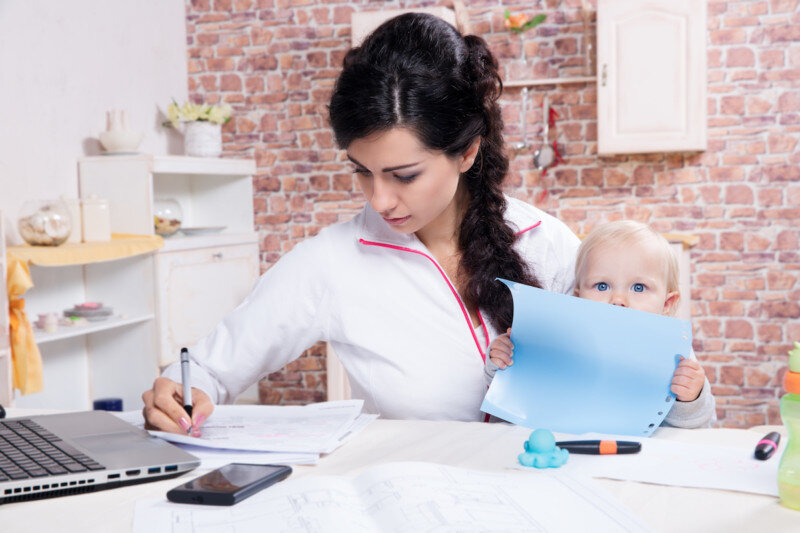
[755,432,781,460]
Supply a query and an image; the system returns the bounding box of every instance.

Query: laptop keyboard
[0,419,105,482]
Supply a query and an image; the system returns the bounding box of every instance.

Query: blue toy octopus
[518,429,569,468]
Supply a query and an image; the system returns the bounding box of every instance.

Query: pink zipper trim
[476,309,490,350]
[358,238,487,362]
[515,220,542,236]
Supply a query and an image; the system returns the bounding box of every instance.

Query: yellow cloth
[7,233,164,266]
[6,256,43,395]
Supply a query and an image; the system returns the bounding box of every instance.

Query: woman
[143,13,579,434]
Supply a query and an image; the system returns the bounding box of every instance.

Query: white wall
[0,0,188,244]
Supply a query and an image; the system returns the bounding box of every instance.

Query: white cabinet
[78,155,260,368]
[597,0,707,154]
[155,240,258,366]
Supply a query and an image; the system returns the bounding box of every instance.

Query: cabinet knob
[212,252,223,260]
[601,64,607,87]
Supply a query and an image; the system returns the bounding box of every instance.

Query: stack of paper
[116,400,376,468]
[134,461,651,532]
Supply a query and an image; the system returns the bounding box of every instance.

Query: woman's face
[346,127,478,237]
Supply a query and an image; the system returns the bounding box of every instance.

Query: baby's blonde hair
[575,221,680,313]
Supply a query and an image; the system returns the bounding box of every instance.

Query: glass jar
[17,199,73,246]
[153,198,183,236]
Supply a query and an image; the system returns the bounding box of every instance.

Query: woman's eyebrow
[346,154,422,172]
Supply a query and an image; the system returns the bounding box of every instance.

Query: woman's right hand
[142,377,215,436]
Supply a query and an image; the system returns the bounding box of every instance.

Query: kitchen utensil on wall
[510,87,530,155]
[533,95,556,172]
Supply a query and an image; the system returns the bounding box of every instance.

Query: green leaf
[522,14,546,31]
[504,9,511,19]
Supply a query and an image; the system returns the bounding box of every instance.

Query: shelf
[34,314,155,345]
[663,233,700,250]
[7,234,163,267]
[152,155,255,176]
[78,154,256,176]
[160,231,259,252]
[504,76,597,88]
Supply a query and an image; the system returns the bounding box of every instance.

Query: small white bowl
[99,130,144,153]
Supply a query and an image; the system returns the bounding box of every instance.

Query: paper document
[113,410,322,467]
[173,444,318,469]
[481,280,692,436]
[513,433,779,496]
[133,462,651,532]
[150,400,367,453]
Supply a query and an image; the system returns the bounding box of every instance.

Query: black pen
[754,432,781,460]
[180,348,193,430]
[556,440,642,455]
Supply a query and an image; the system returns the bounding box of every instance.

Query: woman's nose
[370,177,396,214]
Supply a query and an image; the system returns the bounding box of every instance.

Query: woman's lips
[383,215,411,226]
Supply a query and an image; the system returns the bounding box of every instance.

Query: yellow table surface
[7,234,163,266]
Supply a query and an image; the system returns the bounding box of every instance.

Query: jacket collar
[358,204,425,250]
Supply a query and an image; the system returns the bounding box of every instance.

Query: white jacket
[163,196,580,421]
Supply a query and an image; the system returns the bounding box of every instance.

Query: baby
[486,220,716,428]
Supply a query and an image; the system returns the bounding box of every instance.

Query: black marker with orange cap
[556,440,641,455]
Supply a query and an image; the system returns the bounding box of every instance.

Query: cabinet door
[155,243,259,366]
[597,0,707,154]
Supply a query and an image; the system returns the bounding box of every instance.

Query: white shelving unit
[78,155,260,369]
[0,156,260,410]
[4,241,162,411]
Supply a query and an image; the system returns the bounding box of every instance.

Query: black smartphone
[167,463,292,506]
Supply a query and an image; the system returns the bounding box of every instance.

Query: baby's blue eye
[595,282,609,291]
[632,283,646,293]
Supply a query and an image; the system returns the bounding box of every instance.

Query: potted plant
[164,100,233,157]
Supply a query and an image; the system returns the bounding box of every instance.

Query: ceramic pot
[184,121,222,157]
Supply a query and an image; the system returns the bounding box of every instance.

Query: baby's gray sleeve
[484,357,500,388]
[662,378,717,428]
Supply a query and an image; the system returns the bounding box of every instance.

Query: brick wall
[185,0,800,427]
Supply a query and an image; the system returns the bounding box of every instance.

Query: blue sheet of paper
[480,279,692,437]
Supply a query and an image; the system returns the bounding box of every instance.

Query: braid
[458,36,541,332]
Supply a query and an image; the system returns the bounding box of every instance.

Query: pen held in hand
[556,440,642,455]
[180,347,193,432]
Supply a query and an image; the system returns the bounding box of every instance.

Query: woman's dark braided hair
[328,13,541,332]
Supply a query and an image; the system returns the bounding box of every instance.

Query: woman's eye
[353,168,371,176]
[595,282,609,291]
[632,283,646,293]
[393,173,419,183]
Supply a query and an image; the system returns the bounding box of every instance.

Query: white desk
[3,412,798,533]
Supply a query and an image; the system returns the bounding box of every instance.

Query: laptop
[0,410,199,504]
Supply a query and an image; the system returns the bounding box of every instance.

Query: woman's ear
[459,137,481,173]
[663,291,680,316]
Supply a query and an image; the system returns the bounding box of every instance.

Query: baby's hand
[489,328,514,369]
[671,357,705,402]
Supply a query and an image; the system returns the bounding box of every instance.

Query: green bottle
[778,342,800,510]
